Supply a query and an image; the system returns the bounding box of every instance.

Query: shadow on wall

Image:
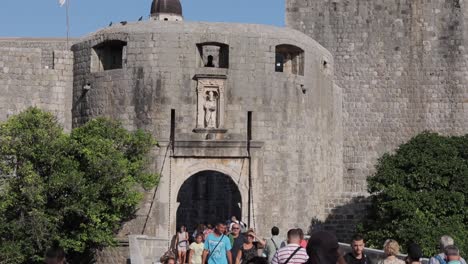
[308,195,370,243]
[307,196,434,263]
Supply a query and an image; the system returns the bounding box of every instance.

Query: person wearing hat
[406,243,422,264]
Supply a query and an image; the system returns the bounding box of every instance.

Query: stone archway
[176,170,242,231]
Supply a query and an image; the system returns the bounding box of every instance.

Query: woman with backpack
[176,225,189,264]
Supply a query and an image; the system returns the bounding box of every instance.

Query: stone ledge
[159,140,264,158]
[192,128,228,134]
[193,73,227,80]
[160,140,263,148]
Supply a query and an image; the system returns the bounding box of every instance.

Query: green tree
[360,132,468,257]
[0,108,159,263]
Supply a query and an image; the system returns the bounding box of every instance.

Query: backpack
[436,255,447,264]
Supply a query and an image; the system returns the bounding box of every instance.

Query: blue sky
[0,0,285,37]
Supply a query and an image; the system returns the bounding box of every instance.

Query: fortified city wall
[286,0,468,192]
[71,21,343,250]
[0,39,74,131]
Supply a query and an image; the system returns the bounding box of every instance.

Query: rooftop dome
[151,0,183,17]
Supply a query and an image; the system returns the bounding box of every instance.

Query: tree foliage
[0,108,159,263]
[360,132,468,257]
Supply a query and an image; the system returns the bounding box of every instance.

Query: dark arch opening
[176,170,242,232]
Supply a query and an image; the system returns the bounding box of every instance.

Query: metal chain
[167,144,173,249]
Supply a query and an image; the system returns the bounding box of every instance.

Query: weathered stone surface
[95,240,130,264]
[6,2,464,260]
[128,236,169,264]
[286,0,468,194]
[0,39,74,131]
[71,21,343,251]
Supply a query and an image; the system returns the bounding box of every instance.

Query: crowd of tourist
[41,216,465,264]
[160,216,466,264]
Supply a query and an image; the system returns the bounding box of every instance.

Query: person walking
[297,229,307,249]
[377,239,404,264]
[162,256,177,264]
[429,236,467,264]
[229,223,245,262]
[229,216,247,233]
[189,234,205,264]
[272,229,308,264]
[193,224,206,241]
[444,245,463,264]
[176,225,189,264]
[203,222,233,264]
[236,230,266,264]
[264,226,282,263]
[204,224,214,238]
[406,243,423,264]
[306,231,340,264]
[344,234,373,264]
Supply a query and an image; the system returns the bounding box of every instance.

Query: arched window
[197,42,229,69]
[92,40,127,72]
[275,44,304,76]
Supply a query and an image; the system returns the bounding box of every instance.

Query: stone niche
[193,74,228,137]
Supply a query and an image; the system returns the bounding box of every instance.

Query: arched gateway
[176,170,242,231]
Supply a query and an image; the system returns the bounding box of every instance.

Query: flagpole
[66,0,70,48]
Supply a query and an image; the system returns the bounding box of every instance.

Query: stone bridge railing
[129,236,170,264]
[339,243,429,264]
[128,237,431,264]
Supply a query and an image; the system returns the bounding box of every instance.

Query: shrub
[0,108,159,263]
[360,132,468,257]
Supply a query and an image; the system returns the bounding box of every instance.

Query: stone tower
[286,0,468,193]
[151,0,183,21]
[71,8,343,260]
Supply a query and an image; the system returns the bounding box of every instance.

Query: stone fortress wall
[70,21,343,245]
[2,1,466,262]
[0,39,74,131]
[286,0,468,193]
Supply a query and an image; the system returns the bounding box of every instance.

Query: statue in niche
[205,55,215,67]
[204,91,218,128]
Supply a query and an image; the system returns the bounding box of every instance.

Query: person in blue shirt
[202,222,232,264]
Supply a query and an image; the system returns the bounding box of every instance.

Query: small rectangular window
[197,43,229,69]
[275,44,304,76]
[92,40,127,72]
